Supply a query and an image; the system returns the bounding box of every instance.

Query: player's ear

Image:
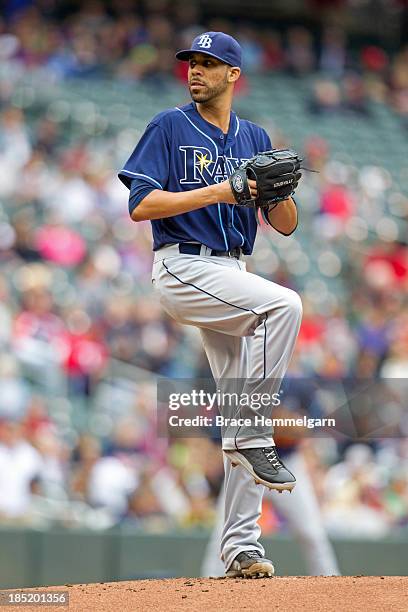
[228,67,241,83]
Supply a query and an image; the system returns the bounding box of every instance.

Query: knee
[284,289,303,321]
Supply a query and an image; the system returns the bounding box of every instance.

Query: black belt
[178,243,242,258]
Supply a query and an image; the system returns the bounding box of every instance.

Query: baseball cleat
[226,551,275,579]
[224,446,296,492]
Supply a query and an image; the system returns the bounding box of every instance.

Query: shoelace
[245,550,262,559]
[263,447,283,470]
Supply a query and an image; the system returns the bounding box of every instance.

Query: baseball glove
[229,149,303,210]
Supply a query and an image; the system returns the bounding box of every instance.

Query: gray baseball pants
[152,244,302,570]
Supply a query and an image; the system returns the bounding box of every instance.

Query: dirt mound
[2,576,407,612]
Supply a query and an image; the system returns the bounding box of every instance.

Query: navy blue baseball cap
[176,31,242,68]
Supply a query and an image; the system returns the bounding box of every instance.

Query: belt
[178,243,242,259]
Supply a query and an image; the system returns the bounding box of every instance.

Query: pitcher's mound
[3,576,407,612]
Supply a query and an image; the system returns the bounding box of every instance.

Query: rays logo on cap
[197,34,212,49]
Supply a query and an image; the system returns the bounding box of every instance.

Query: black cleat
[226,551,275,578]
[224,446,296,492]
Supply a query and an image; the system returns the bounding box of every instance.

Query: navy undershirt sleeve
[128,179,156,215]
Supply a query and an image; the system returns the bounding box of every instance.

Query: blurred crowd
[0,1,407,125]
[0,405,222,530]
[1,405,408,537]
[0,2,408,537]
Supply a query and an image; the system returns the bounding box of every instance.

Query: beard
[188,75,229,103]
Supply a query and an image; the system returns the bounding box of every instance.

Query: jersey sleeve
[118,122,170,191]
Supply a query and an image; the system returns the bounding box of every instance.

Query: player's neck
[195,100,231,134]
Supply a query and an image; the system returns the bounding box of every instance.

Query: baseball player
[119,31,303,578]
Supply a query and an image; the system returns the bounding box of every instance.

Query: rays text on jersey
[179,146,248,185]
